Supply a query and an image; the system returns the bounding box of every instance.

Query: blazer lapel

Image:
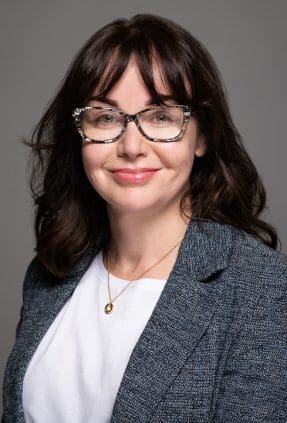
[111,219,234,422]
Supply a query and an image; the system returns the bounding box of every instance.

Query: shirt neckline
[97,251,166,286]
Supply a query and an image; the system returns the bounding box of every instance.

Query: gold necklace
[104,240,181,314]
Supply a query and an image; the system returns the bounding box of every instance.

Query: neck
[105,207,189,280]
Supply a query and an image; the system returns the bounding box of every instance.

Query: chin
[107,196,182,218]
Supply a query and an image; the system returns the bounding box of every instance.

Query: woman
[2,14,287,423]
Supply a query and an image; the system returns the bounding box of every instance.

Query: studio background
[1,0,286,412]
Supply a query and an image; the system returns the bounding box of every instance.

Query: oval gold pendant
[104,303,114,314]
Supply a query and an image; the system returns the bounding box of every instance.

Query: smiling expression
[81,59,206,218]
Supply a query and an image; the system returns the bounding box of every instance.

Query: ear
[194,134,207,157]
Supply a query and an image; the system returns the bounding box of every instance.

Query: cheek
[82,152,94,182]
[179,157,194,186]
[82,145,107,169]
[81,146,106,185]
[165,144,195,174]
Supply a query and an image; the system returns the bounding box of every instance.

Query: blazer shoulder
[20,256,60,310]
[182,219,287,293]
[22,256,51,288]
[225,224,287,296]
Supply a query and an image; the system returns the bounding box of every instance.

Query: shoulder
[19,257,56,316]
[20,247,97,312]
[224,221,287,294]
[22,256,57,292]
[183,219,287,296]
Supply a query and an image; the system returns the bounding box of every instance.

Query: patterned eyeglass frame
[72,105,192,144]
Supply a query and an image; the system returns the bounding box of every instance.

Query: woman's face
[82,59,206,218]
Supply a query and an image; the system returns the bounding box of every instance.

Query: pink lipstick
[111,168,159,184]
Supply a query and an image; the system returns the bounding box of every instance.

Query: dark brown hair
[27,14,278,278]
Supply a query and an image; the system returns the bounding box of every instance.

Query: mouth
[110,168,160,184]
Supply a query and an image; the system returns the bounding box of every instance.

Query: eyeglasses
[72,104,192,143]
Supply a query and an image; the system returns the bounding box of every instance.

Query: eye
[142,108,178,126]
[153,112,172,123]
[84,110,123,127]
[97,113,117,124]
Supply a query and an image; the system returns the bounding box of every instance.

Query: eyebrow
[87,95,176,107]
[88,96,118,107]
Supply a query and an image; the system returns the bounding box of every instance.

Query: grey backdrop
[1,0,287,412]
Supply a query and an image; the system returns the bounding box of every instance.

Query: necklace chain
[104,240,181,314]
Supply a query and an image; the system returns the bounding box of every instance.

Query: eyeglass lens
[80,106,185,142]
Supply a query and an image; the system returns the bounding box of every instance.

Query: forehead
[94,55,174,96]
[88,58,178,114]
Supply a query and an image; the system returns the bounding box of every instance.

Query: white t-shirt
[23,252,166,423]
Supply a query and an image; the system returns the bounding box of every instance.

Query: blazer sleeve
[1,257,39,423]
[213,270,287,422]
[14,257,40,338]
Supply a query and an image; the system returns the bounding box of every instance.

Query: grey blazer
[2,220,287,422]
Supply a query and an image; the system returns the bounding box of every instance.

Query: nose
[116,120,148,160]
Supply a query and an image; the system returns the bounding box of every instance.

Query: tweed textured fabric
[2,219,287,422]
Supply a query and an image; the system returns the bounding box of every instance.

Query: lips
[110,168,159,184]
